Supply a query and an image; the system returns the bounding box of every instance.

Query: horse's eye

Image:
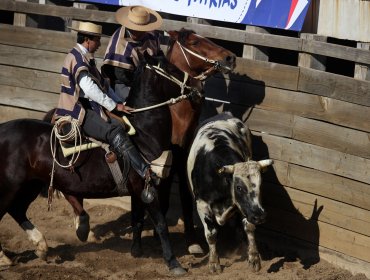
[236,186,242,191]
[190,40,199,46]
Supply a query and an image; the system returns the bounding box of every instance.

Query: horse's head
[167,28,236,80]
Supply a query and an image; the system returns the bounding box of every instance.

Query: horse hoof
[130,244,143,258]
[75,214,90,242]
[169,266,187,276]
[188,243,204,255]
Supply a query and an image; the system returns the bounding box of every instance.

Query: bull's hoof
[35,249,48,261]
[130,242,143,258]
[87,230,98,243]
[188,243,204,255]
[0,251,13,268]
[248,254,261,272]
[209,262,222,273]
[169,266,187,276]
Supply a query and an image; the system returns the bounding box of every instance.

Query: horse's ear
[167,30,179,41]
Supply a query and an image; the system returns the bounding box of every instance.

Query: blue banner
[84,0,311,31]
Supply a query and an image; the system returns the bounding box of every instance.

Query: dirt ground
[0,195,368,280]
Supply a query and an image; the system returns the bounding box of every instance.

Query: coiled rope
[48,116,82,210]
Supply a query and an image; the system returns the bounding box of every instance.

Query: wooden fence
[0,0,369,277]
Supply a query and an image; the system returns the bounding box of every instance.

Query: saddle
[58,115,173,195]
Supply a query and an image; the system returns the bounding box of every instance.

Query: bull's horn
[218,165,235,174]
[258,159,273,168]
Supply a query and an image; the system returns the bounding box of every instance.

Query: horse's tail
[43,108,56,123]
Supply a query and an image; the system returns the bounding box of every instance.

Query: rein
[130,63,202,113]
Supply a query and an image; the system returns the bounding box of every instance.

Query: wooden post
[186,17,210,25]
[354,42,370,81]
[72,3,98,31]
[299,33,327,71]
[243,26,269,61]
[13,0,27,27]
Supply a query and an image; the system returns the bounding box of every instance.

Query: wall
[0,0,369,277]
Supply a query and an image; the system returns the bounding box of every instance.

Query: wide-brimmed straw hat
[69,22,105,37]
[115,5,163,32]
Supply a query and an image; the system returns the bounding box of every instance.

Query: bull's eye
[236,186,242,192]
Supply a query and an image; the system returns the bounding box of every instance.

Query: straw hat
[69,22,104,37]
[115,6,163,31]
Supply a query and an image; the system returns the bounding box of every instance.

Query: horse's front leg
[130,194,145,257]
[145,197,186,276]
[242,218,261,271]
[64,194,95,242]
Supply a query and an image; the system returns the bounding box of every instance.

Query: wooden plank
[0,84,57,112]
[292,116,370,159]
[247,109,370,159]
[247,108,294,137]
[262,207,370,263]
[0,0,116,24]
[0,24,110,58]
[0,64,60,93]
[0,44,65,73]
[254,132,370,184]
[205,76,370,133]
[234,58,299,91]
[262,182,370,237]
[0,105,44,123]
[301,37,370,65]
[264,160,370,211]
[298,67,370,107]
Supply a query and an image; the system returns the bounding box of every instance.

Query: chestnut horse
[0,53,202,275]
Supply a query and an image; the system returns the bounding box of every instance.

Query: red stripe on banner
[287,0,299,25]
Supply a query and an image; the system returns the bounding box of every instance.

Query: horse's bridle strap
[130,64,199,113]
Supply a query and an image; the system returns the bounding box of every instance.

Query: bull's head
[218,159,273,225]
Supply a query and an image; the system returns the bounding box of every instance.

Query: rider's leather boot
[112,132,160,185]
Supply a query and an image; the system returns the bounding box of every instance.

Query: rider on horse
[102,5,164,103]
[53,21,158,185]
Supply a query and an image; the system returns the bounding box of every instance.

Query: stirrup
[145,169,160,186]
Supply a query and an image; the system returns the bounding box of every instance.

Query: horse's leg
[242,218,261,272]
[130,194,145,257]
[0,208,13,267]
[7,186,48,261]
[63,194,96,242]
[145,199,186,276]
[175,147,203,254]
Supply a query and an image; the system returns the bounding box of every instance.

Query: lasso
[48,116,82,210]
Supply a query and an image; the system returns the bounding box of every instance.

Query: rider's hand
[116,103,134,114]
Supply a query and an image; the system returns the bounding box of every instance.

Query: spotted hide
[187,112,273,273]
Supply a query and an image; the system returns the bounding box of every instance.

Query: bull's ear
[258,159,273,173]
[218,165,234,174]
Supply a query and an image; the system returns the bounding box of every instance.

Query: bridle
[175,34,233,80]
[130,63,202,113]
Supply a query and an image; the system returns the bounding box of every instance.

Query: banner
[85,0,311,31]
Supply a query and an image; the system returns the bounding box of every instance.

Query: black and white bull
[187,112,273,273]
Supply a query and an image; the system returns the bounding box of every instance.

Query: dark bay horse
[0,54,197,275]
